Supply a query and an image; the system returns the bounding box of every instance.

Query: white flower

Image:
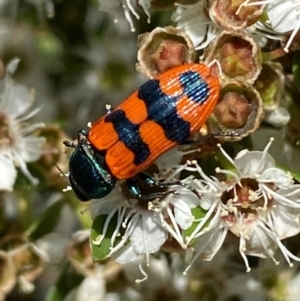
[237,0,300,52]
[184,138,300,273]
[63,265,106,301]
[76,267,106,301]
[90,177,197,280]
[0,152,17,191]
[4,240,47,294]
[263,106,290,128]
[98,0,152,32]
[0,58,45,190]
[91,186,166,263]
[171,2,221,50]
[36,233,68,264]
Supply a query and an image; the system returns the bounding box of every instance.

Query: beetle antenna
[54,162,68,178]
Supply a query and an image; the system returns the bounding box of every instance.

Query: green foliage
[25,199,64,240]
[183,206,208,245]
[90,213,125,261]
[293,50,300,94]
[46,264,84,301]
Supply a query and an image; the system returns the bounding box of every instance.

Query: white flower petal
[2,83,35,118]
[113,244,138,264]
[76,274,106,301]
[6,58,20,74]
[268,203,300,239]
[260,168,293,189]
[0,152,17,191]
[36,233,68,264]
[243,223,277,259]
[263,107,290,128]
[173,198,193,230]
[130,213,167,254]
[199,191,216,211]
[194,227,227,261]
[15,136,46,162]
[267,0,298,32]
[234,151,275,176]
[154,147,183,171]
[171,2,219,49]
[90,187,123,219]
[0,59,44,185]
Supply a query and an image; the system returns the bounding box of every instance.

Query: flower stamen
[135,263,148,283]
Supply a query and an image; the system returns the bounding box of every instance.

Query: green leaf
[90,213,125,262]
[198,156,220,177]
[215,147,237,176]
[46,264,83,301]
[25,199,64,240]
[215,139,252,179]
[183,206,208,245]
[277,164,300,182]
[293,50,300,93]
[291,171,300,182]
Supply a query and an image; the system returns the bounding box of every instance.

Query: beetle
[64,63,220,201]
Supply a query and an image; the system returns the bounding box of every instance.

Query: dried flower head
[204,31,262,84]
[207,80,264,141]
[136,26,195,78]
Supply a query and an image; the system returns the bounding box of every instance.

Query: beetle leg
[126,178,177,200]
[136,172,201,199]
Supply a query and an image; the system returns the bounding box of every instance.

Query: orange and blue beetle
[64,63,220,201]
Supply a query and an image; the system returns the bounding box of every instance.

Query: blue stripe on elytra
[104,110,150,165]
[105,70,209,166]
[137,79,190,142]
[179,71,209,104]
[138,70,209,143]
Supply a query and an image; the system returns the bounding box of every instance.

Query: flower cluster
[56,0,297,290]
[88,138,300,280]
